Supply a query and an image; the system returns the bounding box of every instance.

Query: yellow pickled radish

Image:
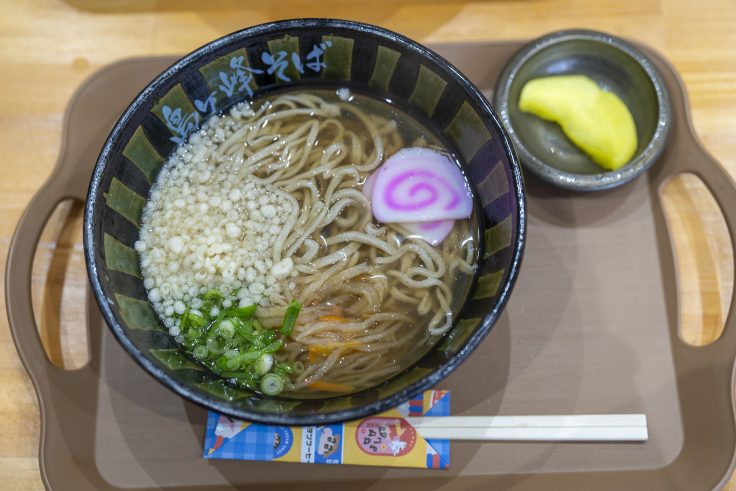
[518,75,638,171]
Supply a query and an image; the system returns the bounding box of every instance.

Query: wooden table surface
[1,0,735,489]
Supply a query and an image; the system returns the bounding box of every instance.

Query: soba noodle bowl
[137,88,478,397]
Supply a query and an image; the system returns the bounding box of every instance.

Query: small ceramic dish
[494,29,671,191]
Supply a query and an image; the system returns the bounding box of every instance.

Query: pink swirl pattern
[362,171,456,245]
[370,147,473,224]
[383,170,460,212]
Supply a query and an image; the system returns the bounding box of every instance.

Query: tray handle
[678,148,736,352]
[5,170,88,387]
[653,44,736,358]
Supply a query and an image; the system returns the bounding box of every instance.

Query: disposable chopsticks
[405,414,648,442]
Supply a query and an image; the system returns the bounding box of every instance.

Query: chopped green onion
[263,329,277,344]
[178,305,190,330]
[280,300,301,336]
[187,311,207,328]
[260,373,284,396]
[214,355,230,371]
[171,292,299,395]
[275,361,294,374]
[255,354,274,376]
[203,308,227,336]
[215,318,236,337]
[192,345,208,360]
[204,289,223,302]
[237,351,263,364]
[207,333,230,355]
[231,304,257,318]
[264,340,284,354]
[234,319,254,340]
[226,356,241,371]
[185,326,201,341]
[235,332,257,347]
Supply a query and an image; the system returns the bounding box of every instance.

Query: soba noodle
[138,89,478,395]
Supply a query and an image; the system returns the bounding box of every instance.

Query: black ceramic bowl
[84,19,525,425]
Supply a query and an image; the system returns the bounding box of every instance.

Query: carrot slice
[308,380,354,393]
[308,341,362,355]
[318,315,351,323]
[308,345,332,356]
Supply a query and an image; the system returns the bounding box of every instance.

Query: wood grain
[0,0,734,489]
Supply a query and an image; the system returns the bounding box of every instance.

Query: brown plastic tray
[6,40,736,490]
